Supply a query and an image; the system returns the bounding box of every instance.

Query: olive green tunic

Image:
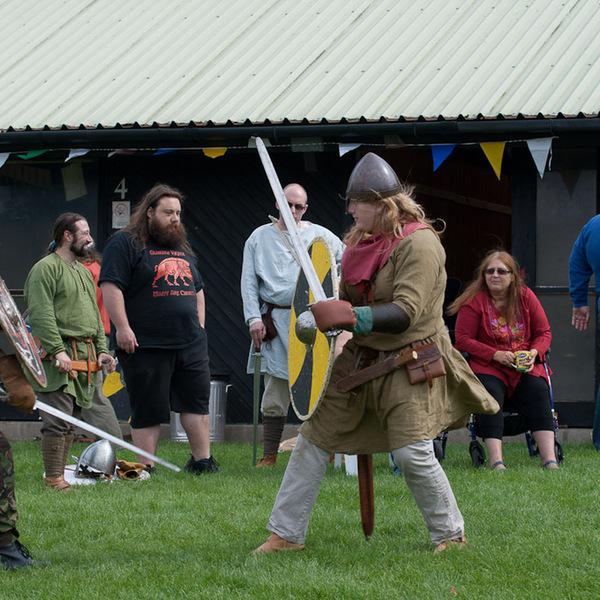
[301,228,499,454]
[24,253,108,408]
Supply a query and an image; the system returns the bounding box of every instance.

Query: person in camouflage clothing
[0,352,44,569]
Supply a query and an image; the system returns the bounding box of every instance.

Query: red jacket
[454,287,551,396]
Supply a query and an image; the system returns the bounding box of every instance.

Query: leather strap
[335,350,417,393]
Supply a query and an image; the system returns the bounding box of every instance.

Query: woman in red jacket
[448,250,558,470]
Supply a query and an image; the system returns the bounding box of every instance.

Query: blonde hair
[447,249,524,323]
[344,183,440,249]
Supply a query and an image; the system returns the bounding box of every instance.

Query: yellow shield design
[288,237,338,420]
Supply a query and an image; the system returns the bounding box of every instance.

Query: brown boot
[253,533,305,555]
[44,475,71,492]
[256,454,277,468]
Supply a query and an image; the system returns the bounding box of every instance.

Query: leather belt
[335,350,417,393]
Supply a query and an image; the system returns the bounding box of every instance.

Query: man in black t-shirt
[99,183,218,474]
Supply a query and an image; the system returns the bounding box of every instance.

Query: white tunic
[241,221,344,379]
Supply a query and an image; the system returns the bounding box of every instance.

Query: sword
[34,399,181,472]
[255,137,328,304]
[252,349,261,466]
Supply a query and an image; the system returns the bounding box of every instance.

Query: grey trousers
[267,435,464,545]
[261,374,290,418]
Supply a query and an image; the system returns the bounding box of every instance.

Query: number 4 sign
[112,178,130,229]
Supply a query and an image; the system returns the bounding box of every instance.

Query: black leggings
[475,374,554,440]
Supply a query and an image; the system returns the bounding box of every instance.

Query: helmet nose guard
[345,153,402,201]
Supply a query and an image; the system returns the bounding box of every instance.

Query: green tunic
[24,253,108,408]
[301,228,499,454]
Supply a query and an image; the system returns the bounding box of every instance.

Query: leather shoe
[44,475,71,492]
[256,455,277,468]
[253,533,305,555]
[434,534,467,554]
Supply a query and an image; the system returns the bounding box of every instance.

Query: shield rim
[288,236,338,421]
[0,278,47,387]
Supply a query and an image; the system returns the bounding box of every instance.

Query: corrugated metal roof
[1,0,599,131]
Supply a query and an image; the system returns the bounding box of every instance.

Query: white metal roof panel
[0,0,599,131]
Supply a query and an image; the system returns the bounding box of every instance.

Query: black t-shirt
[99,232,205,349]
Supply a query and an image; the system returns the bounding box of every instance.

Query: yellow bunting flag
[102,372,124,397]
[202,148,227,159]
[480,142,506,180]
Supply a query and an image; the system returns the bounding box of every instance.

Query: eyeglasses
[484,268,512,276]
[288,202,307,211]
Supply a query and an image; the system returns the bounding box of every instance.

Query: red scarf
[341,222,428,302]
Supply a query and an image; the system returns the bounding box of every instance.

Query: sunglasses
[288,202,307,211]
[484,268,512,276]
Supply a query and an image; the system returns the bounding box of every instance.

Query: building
[1,0,599,427]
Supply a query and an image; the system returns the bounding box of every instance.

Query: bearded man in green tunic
[24,213,115,492]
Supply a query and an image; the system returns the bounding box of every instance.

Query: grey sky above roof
[1,0,599,132]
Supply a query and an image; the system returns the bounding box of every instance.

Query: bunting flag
[338,143,361,157]
[0,153,8,169]
[480,142,505,180]
[431,145,455,171]
[108,149,137,157]
[202,148,227,158]
[153,148,180,156]
[65,149,90,162]
[526,138,553,178]
[18,149,49,160]
[560,170,580,197]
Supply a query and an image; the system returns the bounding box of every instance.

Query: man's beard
[71,241,91,258]
[149,220,188,249]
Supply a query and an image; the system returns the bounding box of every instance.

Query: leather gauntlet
[310,300,357,332]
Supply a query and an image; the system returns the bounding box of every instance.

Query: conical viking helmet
[75,439,117,478]
[346,153,402,201]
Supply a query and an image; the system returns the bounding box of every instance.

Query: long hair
[343,183,439,250]
[46,212,86,255]
[123,183,192,253]
[447,249,524,323]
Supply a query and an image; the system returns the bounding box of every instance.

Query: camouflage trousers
[0,430,18,545]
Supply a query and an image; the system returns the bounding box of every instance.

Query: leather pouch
[261,308,278,342]
[401,342,446,388]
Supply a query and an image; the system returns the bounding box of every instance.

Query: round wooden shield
[0,278,47,387]
[288,237,338,420]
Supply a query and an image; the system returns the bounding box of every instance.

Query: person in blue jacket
[569,214,600,449]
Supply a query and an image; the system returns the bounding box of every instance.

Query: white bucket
[170,380,230,444]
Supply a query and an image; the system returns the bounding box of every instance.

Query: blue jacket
[569,214,600,309]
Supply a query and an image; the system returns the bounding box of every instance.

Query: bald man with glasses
[241,184,344,467]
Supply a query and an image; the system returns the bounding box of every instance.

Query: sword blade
[255,137,327,303]
[34,399,181,472]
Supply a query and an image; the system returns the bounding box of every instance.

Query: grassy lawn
[3,438,599,599]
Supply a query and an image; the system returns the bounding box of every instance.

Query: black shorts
[117,336,210,429]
